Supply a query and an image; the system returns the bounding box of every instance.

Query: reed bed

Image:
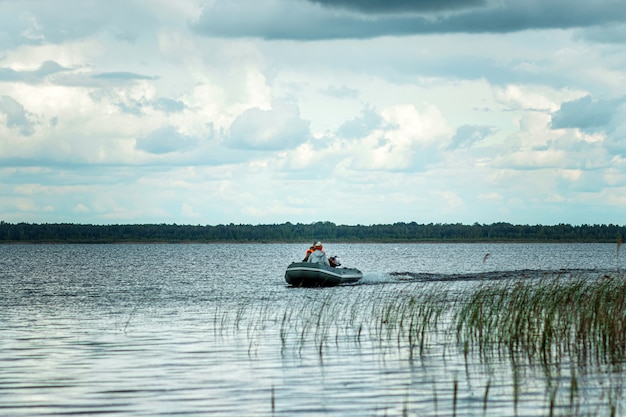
[208,272,626,415]
[455,274,626,369]
[212,273,626,370]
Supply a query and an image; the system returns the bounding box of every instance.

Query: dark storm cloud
[192,0,626,40]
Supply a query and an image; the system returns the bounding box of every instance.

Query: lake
[1,243,624,416]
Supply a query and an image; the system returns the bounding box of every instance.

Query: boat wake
[358,272,396,285]
[358,268,616,285]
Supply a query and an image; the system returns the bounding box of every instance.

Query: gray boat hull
[285,262,363,287]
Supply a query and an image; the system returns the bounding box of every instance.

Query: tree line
[1,221,625,243]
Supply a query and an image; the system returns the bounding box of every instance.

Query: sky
[1,0,626,226]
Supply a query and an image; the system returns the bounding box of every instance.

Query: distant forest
[1,221,625,243]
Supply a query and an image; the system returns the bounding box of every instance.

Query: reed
[210,269,625,415]
[454,273,626,369]
[482,378,490,416]
[213,272,626,371]
[452,377,458,417]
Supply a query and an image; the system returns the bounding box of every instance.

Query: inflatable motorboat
[285,262,363,287]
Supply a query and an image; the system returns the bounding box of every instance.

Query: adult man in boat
[306,241,330,266]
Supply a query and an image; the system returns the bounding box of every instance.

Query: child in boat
[302,242,316,262]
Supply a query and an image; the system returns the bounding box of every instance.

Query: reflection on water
[1,243,624,416]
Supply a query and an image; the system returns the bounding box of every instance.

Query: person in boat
[306,241,330,266]
[329,255,341,268]
[302,242,317,262]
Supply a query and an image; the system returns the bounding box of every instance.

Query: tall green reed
[210,271,625,416]
[211,271,626,370]
[455,274,626,369]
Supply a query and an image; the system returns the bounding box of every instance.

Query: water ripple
[1,243,624,416]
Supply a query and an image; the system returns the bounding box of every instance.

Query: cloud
[575,23,626,44]
[494,85,561,112]
[2,0,626,226]
[307,0,486,14]
[152,97,186,113]
[337,107,384,139]
[0,0,156,47]
[0,95,36,136]
[551,95,621,132]
[226,102,310,150]
[478,192,504,201]
[92,72,159,81]
[448,124,496,150]
[135,126,199,154]
[347,104,452,171]
[192,0,626,40]
[0,61,71,83]
[320,84,359,99]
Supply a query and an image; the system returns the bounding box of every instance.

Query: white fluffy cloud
[1,0,626,225]
[227,101,310,150]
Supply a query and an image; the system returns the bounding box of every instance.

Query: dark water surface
[1,243,624,416]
